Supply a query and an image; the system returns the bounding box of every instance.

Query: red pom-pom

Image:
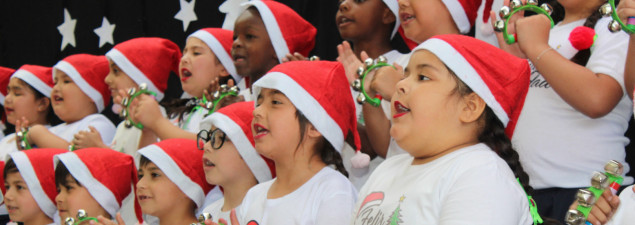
[569,26,596,50]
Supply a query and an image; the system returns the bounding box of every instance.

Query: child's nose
[338,0,349,11]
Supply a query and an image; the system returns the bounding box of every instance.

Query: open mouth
[337,16,354,27]
[53,94,64,103]
[181,68,192,82]
[137,195,151,201]
[203,157,215,169]
[5,107,14,114]
[232,53,247,63]
[253,123,269,139]
[400,13,415,25]
[393,101,410,119]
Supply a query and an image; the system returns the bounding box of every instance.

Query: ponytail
[296,110,349,177]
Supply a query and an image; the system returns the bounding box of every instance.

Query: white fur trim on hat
[105,49,165,101]
[441,0,471,34]
[189,30,241,83]
[54,153,120,218]
[53,61,105,112]
[9,152,56,218]
[252,72,345,152]
[137,145,206,208]
[382,0,400,39]
[241,1,289,63]
[208,113,272,183]
[12,70,52,98]
[414,38,509,126]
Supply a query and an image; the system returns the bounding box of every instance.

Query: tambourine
[493,0,555,44]
[64,209,98,225]
[565,160,624,225]
[599,0,635,34]
[119,83,157,129]
[352,56,394,107]
[205,84,239,115]
[16,127,31,150]
[188,213,221,225]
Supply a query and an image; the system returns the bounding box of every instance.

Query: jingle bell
[19,141,27,150]
[198,213,212,222]
[575,189,596,207]
[499,6,511,19]
[205,101,214,109]
[309,55,320,61]
[609,20,622,33]
[356,93,366,104]
[121,109,129,118]
[564,209,586,225]
[127,87,136,96]
[494,20,505,32]
[64,217,76,225]
[604,160,624,176]
[377,55,388,64]
[356,66,364,76]
[540,3,553,15]
[364,58,373,67]
[230,86,239,93]
[124,120,133,128]
[213,91,221,99]
[526,0,538,6]
[352,79,362,91]
[77,209,87,219]
[590,171,609,189]
[68,145,74,151]
[220,84,229,93]
[16,130,24,139]
[509,0,523,10]
[139,83,148,91]
[121,97,129,106]
[599,3,613,16]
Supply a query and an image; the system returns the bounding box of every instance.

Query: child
[71,37,180,154]
[199,101,275,225]
[0,65,59,158]
[624,0,635,97]
[22,54,116,150]
[497,0,632,222]
[55,147,142,224]
[352,34,534,224]
[231,0,317,99]
[236,61,358,224]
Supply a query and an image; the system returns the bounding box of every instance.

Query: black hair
[139,155,152,168]
[296,110,349,177]
[54,162,82,188]
[3,158,19,180]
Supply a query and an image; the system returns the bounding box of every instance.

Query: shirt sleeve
[315,192,357,225]
[86,115,116,145]
[587,18,630,93]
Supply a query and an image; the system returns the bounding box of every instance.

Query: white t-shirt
[177,107,209,134]
[110,122,142,155]
[607,185,635,225]
[202,197,240,225]
[512,17,633,189]
[49,114,116,145]
[353,143,533,225]
[238,167,357,225]
[0,125,52,158]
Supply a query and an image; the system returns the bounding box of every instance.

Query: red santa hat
[252,61,369,167]
[105,37,181,101]
[0,161,5,204]
[412,34,530,137]
[7,149,67,219]
[136,139,213,209]
[188,28,241,83]
[442,0,482,34]
[200,101,275,183]
[12,65,54,98]
[241,0,317,63]
[0,67,15,105]
[54,148,143,224]
[54,54,111,112]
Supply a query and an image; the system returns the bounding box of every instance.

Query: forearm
[625,35,635,99]
[147,118,197,141]
[362,104,391,158]
[29,129,70,149]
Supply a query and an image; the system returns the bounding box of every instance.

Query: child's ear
[37,97,51,112]
[306,123,322,139]
[218,66,230,78]
[382,7,396,25]
[459,92,486,123]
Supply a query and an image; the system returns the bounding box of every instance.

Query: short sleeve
[587,18,630,93]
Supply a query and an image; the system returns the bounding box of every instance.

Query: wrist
[527,44,553,63]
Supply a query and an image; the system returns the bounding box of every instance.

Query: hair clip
[119,83,157,129]
[599,0,635,34]
[352,56,394,107]
[493,0,555,44]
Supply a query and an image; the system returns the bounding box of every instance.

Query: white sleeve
[587,18,630,93]
[315,192,356,225]
[85,116,116,145]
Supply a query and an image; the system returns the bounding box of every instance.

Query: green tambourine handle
[360,63,394,107]
[504,5,555,44]
[126,90,157,130]
[609,0,635,34]
[210,92,239,113]
[76,217,98,225]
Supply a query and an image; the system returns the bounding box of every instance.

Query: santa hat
[54,148,143,223]
[412,34,530,137]
[382,0,401,39]
[241,0,317,63]
[252,61,369,168]
[136,139,213,209]
[54,54,111,112]
[442,0,482,34]
[0,67,15,105]
[105,37,181,101]
[7,149,67,219]
[189,28,241,83]
[12,65,54,98]
[200,101,275,183]
[0,161,5,203]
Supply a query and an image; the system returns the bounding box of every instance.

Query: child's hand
[515,14,552,59]
[369,63,404,101]
[490,0,528,58]
[204,209,240,225]
[569,189,620,225]
[89,213,125,225]
[618,0,635,27]
[132,94,162,130]
[337,41,365,85]
[71,126,107,149]
[282,52,308,62]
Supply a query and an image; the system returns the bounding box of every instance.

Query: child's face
[104,60,138,102]
[390,50,465,159]
[253,88,302,160]
[336,0,393,41]
[202,126,256,186]
[232,8,279,81]
[137,162,194,216]
[55,175,109,221]
[398,0,455,43]
[4,172,48,223]
[52,70,98,123]
[180,37,229,98]
[4,78,48,125]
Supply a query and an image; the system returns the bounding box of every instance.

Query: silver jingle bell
[121,109,129,118]
[509,0,523,10]
[575,189,596,207]
[198,213,212,223]
[68,144,75,151]
[356,93,366,104]
[19,141,27,150]
[64,217,76,225]
[564,209,587,225]
[309,55,320,61]
[352,79,362,91]
[220,84,229,93]
[77,209,87,219]
[124,120,133,128]
[590,171,609,189]
[16,130,24,139]
[499,6,511,19]
[139,83,148,91]
[229,86,239,93]
[364,58,374,67]
[604,160,624,176]
[121,97,129,106]
[599,3,613,17]
[540,3,553,15]
[494,20,506,32]
[127,87,137,96]
[526,0,538,6]
[609,20,622,33]
[213,91,221,99]
[356,66,365,76]
[205,101,214,109]
[377,55,388,64]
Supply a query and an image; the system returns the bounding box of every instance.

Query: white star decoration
[94,17,116,48]
[174,0,198,32]
[219,0,248,30]
[57,8,77,51]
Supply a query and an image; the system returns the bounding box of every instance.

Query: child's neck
[158,210,197,225]
[561,3,600,25]
[352,37,393,60]
[220,177,258,211]
[23,212,53,225]
[267,153,326,199]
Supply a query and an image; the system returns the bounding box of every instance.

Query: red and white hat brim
[9,152,57,218]
[188,30,241,83]
[106,49,165,101]
[441,0,471,34]
[12,70,52,98]
[54,61,105,112]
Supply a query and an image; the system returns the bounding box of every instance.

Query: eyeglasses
[196,128,226,150]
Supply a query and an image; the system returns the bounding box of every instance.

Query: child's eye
[16,185,25,190]
[138,173,144,180]
[354,0,366,3]
[193,51,201,56]
[418,74,430,81]
[151,172,160,178]
[272,100,282,105]
[4,185,9,190]
[246,34,255,40]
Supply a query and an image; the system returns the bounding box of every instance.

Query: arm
[619,0,635,98]
[362,104,391,158]
[132,94,197,141]
[27,125,72,149]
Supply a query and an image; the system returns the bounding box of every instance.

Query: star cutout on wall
[57,8,77,51]
[174,0,198,32]
[94,17,116,48]
[219,0,248,30]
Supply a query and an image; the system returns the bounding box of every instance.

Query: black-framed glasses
[197,128,226,150]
